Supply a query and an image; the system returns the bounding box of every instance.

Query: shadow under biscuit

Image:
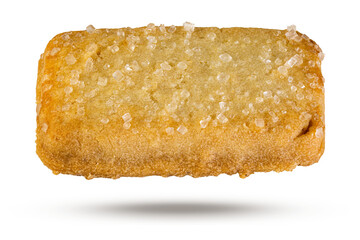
[75,200,285,218]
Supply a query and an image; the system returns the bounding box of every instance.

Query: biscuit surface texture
[36,23,325,179]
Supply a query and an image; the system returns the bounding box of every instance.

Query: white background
[1,0,359,239]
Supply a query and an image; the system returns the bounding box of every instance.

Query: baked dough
[36,23,325,179]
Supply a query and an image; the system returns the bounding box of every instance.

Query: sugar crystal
[65,54,76,65]
[123,122,131,129]
[180,89,190,98]
[219,102,227,111]
[84,89,96,98]
[296,93,304,100]
[36,103,42,116]
[131,60,141,71]
[273,95,280,104]
[106,99,113,106]
[41,123,48,133]
[256,97,264,103]
[299,112,312,121]
[76,97,83,103]
[147,35,157,44]
[286,54,303,68]
[113,70,124,81]
[70,77,79,85]
[124,64,133,72]
[56,75,64,82]
[278,66,288,75]
[77,106,85,116]
[146,23,155,32]
[166,127,174,135]
[109,44,119,53]
[216,113,228,124]
[159,24,166,33]
[177,125,188,135]
[86,25,96,34]
[255,118,265,128]
[263,91,272,98]
[100,118,109,124]
[62,103,70,111]
[50,48,60,56]
[183,22,195,33]
[185,49,193,56]
[217,73,230,82]
[122,113,132,122]
[275,58,282,65]
[219,53,233,63]
[97,77,108,86]
[177,62,187,70]
[87,43,98,53]
[85,57,94,72]
[315,127,324,138]
[160,61,172,71]
[207,32,216,41]
[200,116,212,128]
[168,25,176,33]
[64,86,73,95]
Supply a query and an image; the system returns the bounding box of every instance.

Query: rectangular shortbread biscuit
[36,23,325,179]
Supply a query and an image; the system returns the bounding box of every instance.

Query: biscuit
[36,23,325,179]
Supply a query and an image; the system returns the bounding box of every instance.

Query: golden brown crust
[36,24,325,179]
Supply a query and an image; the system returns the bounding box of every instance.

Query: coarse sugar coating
[36,23,325,179]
